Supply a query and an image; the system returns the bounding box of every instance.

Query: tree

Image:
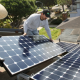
[36,1,43,8]
[0,0,37,28]
[37,0,55,9]
[57,0,72,12]
[54,0,57,5]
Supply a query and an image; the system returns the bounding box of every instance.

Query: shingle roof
[56,16,80,29]
[71,28,80,35]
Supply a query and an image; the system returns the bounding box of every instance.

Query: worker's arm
[44,26,53,42]
[23,14,34,36]
[44,20,53,42]
[23,21,28,36]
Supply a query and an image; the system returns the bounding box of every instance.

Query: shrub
[13,27,17,29]
[0,20,4,28]
[4,23,12,28]
[50,18,62,25]
[1,0,37,28]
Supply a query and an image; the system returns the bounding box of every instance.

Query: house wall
[72,0,76,5]
[77,8,80,15]
[70,7,80,17]
[70,13,77,17]
[70,0,80,17]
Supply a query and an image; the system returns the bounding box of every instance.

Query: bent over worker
[23,9,53,42]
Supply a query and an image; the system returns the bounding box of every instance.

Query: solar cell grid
[0,35,65,76]
[31,44,80,80]
[57,42,78,52]
[70,46,80,53]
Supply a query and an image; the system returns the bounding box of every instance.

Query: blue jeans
[27,29,39,35]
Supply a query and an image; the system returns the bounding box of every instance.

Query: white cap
[0,4,8,19]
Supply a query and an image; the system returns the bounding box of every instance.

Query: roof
[56,16,80,29]
[71,28,80,35]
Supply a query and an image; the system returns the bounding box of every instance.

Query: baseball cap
[42,9,50,18]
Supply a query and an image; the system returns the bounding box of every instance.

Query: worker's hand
[49,38,53,43]
[23,33,27,36]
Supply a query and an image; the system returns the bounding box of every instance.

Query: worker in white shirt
[23,9,53,42]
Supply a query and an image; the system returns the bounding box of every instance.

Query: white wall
[70,9,80,17]
[70,13,77,17]
[70,3,80,17]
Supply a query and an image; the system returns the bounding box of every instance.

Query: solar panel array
[0,35,65,76]
[57,42,78,52]
[31,44,80,80]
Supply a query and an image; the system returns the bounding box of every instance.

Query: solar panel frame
[31,44,80,80]
[0,35,66,76]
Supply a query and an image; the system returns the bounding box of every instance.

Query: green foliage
[37,9,43,12]
[50,18,62,25]
[0,20,4,28]
[0,0,37,27]
[37,0,55,8]
[57,0,72,11]
[0,19,12,28]
[67,11,70,17]
[4,23,12,28]
[39,27,61,40]
[54,0,57,5]
[4,19,11,24]
[36,1,42,7]
[57,0,72,5]
[13,27,17,29]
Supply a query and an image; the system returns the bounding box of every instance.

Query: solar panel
[57,42,78,52]
[31,45,80,80]
[0,35,65,76]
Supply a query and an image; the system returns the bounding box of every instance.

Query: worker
[23,9,53,42]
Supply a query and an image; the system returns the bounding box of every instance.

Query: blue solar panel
[57,42,78,52]
[31,45,80,80]
[0,35,65,76]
